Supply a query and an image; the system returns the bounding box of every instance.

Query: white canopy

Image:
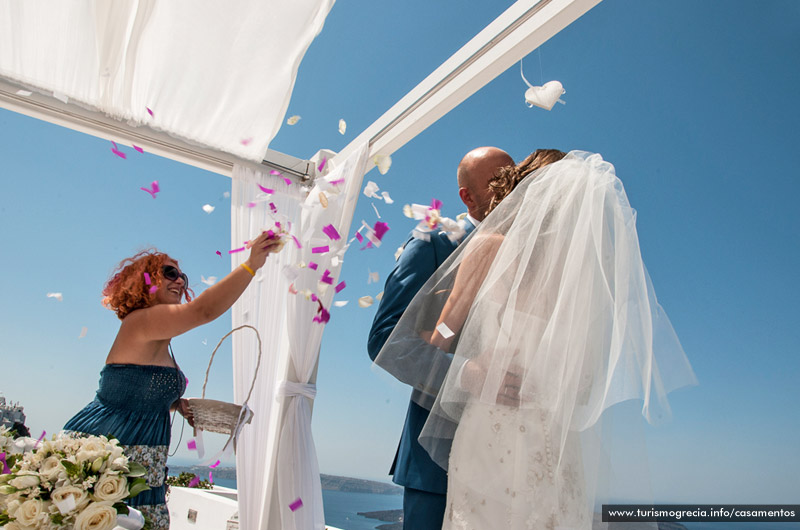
[0,0,602,528]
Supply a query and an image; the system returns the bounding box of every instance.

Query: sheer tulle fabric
[374,151,695,527]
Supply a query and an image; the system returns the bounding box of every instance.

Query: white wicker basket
[187,325,262,436]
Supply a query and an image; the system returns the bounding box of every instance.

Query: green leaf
[127,477,151,499]
[61,459,81,476]
[113,502,130,515]
[125,461,147,478]
[50,513,65,525]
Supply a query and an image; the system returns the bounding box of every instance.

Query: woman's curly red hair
[103,249,194,319]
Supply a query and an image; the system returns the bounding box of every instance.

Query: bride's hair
[487,149,566,214]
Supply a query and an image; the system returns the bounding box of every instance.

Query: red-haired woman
[64,231,281,529]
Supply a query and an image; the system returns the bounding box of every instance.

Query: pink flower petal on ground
[312,245,329,254]
[144,273,151,285]
[216,251,222,257]
[209,460,220,469]
[146,107,154,117]
[229,247,246,254]
[283,177,292,186]
[258,184,274,194]
[308,262,318,270]
[289,498,303,512]
[133,145,144,154]
[292,235,302,249]
[322,224,341,240]
[187,440,197,451]
[149,286,158,294]
[188,476,200,488]
[318,157,327,172]
[335,281,346,293]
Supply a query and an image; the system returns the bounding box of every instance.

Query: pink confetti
[241,138,253,146]
[310,294,318,302]
[374,221,390,241]
[318,157,327,172]
[355,232,364,243]
[144,272,151,285]
[209,460,220,469]
[258,184,274,194]
[133,145,144,154]
[270,170,281,176]
[320,270,334,285]
[188,475,200,488]
[111,141,127,159]
[283,177,292,186]
[229,247,246,254]
[292,235,302,249]
[140,180,160,199]
[312,246,329,254]
[187,440,197,451]
[269,203,277,214]
[248,202,257,208]
[209,471,214,484]
[322,224,341,241]
[0,452,10,474]
[34,430,46,449]
[149,286,158,294]
[289,498,303,512]
[430,198,443,210]
[216,251,222,257]
[288,283,298,295]
[335,281,346,293]
[329,178,345,186]
[308,262,318,271]
[146,107,154,117]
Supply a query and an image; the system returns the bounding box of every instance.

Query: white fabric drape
[230,167,305,530]
[0,0,335,161]
[231,142,369,529]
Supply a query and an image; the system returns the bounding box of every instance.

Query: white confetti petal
[287,115,301,125]
[374,154,392,175]
[202,204,215,214]
[358,296,374,308]
[376,291,384,301]
[394,246,404,260]
[223,191,231,199]
[201,275,218,286]
[372,202,382,219]
[15,89,32,96]
[338,119,347,135]
[52,91,69,104]
[334,300,349,307]
[436,322,455,339]
[46,292,63,302]
[78,327,88,339]
[381,191,394,204]
[368,270,380,284]
[363,181,380,199]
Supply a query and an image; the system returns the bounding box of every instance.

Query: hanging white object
[524,80,565,110]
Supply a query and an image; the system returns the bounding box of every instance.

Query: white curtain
[0,0,335,161]
[231,142,369,529]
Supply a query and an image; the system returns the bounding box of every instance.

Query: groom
[368,147,514,529]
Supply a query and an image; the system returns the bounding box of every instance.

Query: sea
[212,477,403,530]
[208,478,800,530]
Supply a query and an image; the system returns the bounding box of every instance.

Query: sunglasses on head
[162,265,188,285]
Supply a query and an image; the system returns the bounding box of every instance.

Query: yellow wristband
[240,263,256,277]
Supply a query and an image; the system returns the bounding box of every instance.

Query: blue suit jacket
[367,219,476,494]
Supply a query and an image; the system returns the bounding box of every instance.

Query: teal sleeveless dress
[64,364,186,529]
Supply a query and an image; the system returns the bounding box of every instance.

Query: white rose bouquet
[0,433,150,530]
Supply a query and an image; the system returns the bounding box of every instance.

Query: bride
[375,150,696,529]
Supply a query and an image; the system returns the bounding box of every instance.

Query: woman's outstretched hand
[173,398,195,428]
[245,231,286,270]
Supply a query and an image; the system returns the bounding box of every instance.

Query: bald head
[457,147,513,221]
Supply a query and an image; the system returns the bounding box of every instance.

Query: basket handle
[202,324,263,406]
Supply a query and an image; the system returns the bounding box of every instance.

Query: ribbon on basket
[187,325,262,464]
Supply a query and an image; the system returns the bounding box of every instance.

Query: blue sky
[1,0,798,504]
